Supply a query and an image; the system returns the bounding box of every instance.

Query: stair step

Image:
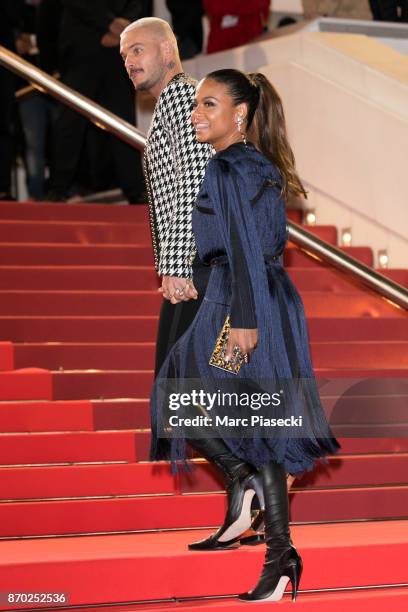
[311,341,408,368]
[0,315,160,341]
[0,342,13,371]
[0,266,159,290]
[0,368,52,401]
[0,399,150,432]
[178,454,408,494]
[0,431,141,464]
[307,318,408,341]
[2,315,407,343]
[19,588,408,612]
[303,294,403,318]
[3,522,406,604]
[13,340,408,370]
[0,243,155,266]
[53,370,153,399]
[0,294,164,318]
[289,268,408,292]
[0,201,150,222]
[2,366,404,404]
[0,462,176,499]
[0,428,408,465]
[0,290,403,318]
[0,390,407,448]
[1,454,407,499]
[0,244,376,270]
[0,220,333,245]
[15,342,156,370]
[52,368,408,401]
[0,201,301,223]
[0,220,153,244]
[0,485,404,537]
[134,431,408,462]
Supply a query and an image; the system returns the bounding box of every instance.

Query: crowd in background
[0,0,406,203]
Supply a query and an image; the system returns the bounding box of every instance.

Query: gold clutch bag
[209,316,244,375]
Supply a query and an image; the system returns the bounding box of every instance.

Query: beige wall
[302,1,372,20]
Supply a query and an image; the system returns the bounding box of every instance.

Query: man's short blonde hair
[121,17,178,53]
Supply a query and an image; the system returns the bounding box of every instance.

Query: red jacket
[204,0,270,54]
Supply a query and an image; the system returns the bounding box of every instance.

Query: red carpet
[0,522,407,607]
[0,201,407,609]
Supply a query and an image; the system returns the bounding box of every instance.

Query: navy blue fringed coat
[150,142,339,475]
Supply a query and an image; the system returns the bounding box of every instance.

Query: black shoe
[240,461,299,601]
[239,546,302,602]
[188,470,264,550]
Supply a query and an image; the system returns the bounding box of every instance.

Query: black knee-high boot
[187,437,265,550]
[239,461,302,602]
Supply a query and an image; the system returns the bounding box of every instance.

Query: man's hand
[159,276,198,304]
[101,32,120,47]
[225,328,258,361]
[109,17,130,36]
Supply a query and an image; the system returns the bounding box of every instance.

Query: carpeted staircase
[0,201,407,610]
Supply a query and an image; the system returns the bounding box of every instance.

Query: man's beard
[132,64,166,92]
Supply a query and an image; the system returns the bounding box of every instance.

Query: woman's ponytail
[248,73,307,201]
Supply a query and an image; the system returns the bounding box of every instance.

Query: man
[120,17,212,374]
[47,0,147,203]
[120,17,265,549]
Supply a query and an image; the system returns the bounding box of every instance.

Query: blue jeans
[19,94,54,200]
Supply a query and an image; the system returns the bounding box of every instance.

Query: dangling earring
[236,116,247,145]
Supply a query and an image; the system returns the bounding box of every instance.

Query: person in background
[47,0,148,203]
[15,0,58,200]
[166,0,204,59]
[204,0,270,54]
[0,1,25,200]
[36,0,62,75]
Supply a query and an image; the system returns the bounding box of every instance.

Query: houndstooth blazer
[143,73,213,278]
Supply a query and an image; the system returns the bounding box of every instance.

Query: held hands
[159,275,198,304]
[225,328,258,362]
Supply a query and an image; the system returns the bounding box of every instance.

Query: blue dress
[150,142,339,475]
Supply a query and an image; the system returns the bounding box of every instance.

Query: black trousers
[154,256,211,376]
[50,47,144,200]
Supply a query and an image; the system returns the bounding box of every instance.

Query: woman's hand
[225,328,258,361]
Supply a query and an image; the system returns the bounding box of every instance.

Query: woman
[150,69,339,602]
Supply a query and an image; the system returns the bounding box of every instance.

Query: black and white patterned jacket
[143,73,213,278]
